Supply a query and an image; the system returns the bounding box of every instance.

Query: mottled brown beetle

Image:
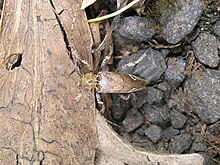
[78,21,147,93]
[79,71,147,93]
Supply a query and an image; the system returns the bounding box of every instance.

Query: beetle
[79,71,147,93]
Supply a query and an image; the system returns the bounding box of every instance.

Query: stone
[144,125,163,143]
[191,141,207,152]
[141,104,170,128]
[164,127,180,141]
[169,134,192,153]
[165,58,186,87]
[209,121,220,136]
[184,69,220,123]
[136,87,164,108]
[116,16,157,43]
[213,20,220,38]
[170,110,188,129]
[122,109,144,132]
[111,94,131,122]
[192,33,219,68]
[157,81,172,103]
[160,0,204,44]
[118,48,166,84]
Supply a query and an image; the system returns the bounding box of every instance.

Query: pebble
[136,87,164,108]
[160,0,204,44]
[192,33,219,68]
[122,109,144,132]
[165,57,186,87]
[144,125,163,143]
[169,134,192,153]
[141,104,170,128]
[111,94,131,122]
[213,20,220,38]
[164,127,180,141]
[184,69,220,123]
[115,16,157,43]
[170,110,188,129]
[157,81,172,103]
[191,140,207,152]
[209,121,220,136]
[118,48,166,84]
[131,133,156,151]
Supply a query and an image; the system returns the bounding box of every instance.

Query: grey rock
[209,121,220,136]
[164,127,180,141]
[130,133,156,150]
[157,81,172,103]
[111,94,131,121]
[213,21,220,38]
[144,125,163,143]
[184,69,220,123]
[116,16,157,43]
[160,0,204,44]
[156,139,169,152]
[165,58,186,87]
[169,134,192,153]
[160,49,170,58]
[203,155,218,165]
[217,39,220,50]
[135,125,147,136]
[170,110,187,129]
[186,117,199,127]
[191,141,207,152]
[118,48,166,84]
[141,104,170,127]
[122,109,144,132]
[135,89,149,108]
[192,33,219,68]
[136,87,164,108]
[157,81,172,92]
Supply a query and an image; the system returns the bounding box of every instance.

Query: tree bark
[0,0,97,164]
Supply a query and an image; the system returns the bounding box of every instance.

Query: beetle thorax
[79,73,97,91]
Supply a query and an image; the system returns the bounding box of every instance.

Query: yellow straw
[88,0,141,23]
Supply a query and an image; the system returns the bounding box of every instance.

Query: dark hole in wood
[9,53,23,70]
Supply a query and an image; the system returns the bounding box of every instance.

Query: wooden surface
[0,0,97,164]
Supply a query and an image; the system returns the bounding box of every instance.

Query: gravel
[160,0,204,44]
[164,127,180,141]
[184,69,220,123]
[165,57,186,87]
[141,104,170,127]
[122,108,144,132]
[170,110,188,129]
[144,125,163,143]
[192,33,219,68]
[213,21,220,38]
[136,87,164,108]
[118,48,166,84]
[115,16,157,43]
[96,0,220,163]
[169,134,193,154]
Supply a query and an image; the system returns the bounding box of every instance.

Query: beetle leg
[96,92,105,114]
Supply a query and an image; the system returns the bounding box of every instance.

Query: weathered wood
[0,0,97,164]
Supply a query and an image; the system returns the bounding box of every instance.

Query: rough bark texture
[0,0,97,164]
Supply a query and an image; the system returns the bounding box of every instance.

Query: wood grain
[0,0,97,164]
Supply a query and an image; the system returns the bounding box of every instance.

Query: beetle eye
[96,74,102,81]
[96,84,101,91]
[86,80,92,84]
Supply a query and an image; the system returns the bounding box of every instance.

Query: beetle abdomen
[96,72,147,93]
